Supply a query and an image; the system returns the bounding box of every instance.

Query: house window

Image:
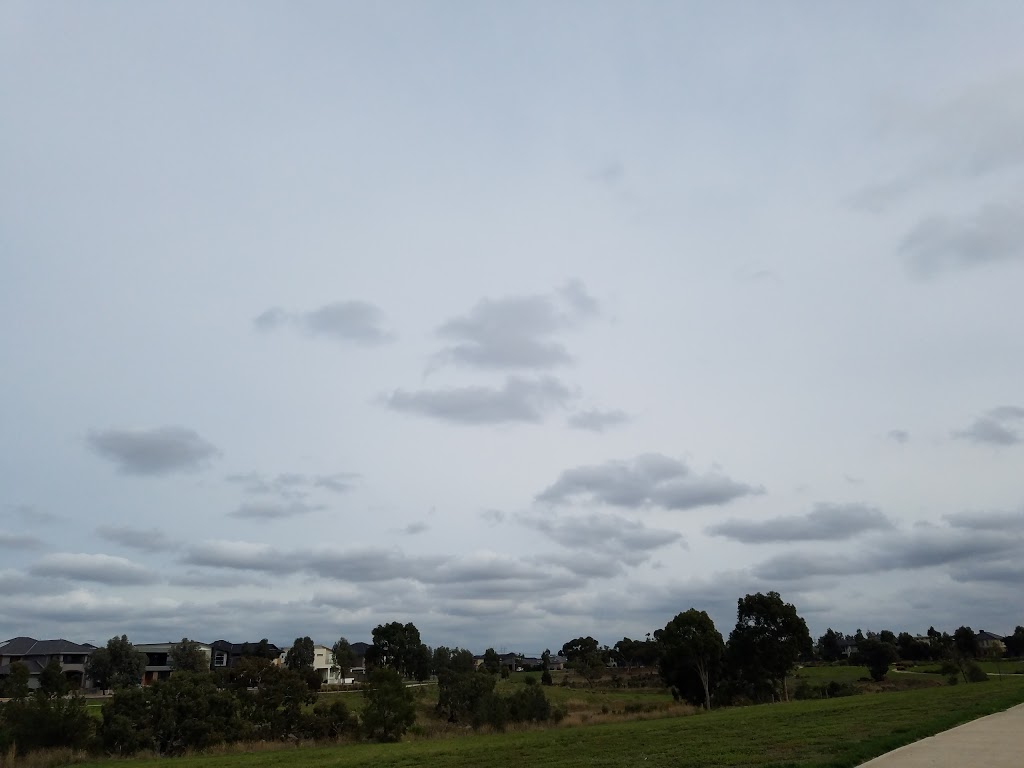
[213,651,227,667]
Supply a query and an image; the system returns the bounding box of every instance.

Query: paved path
[858,703,1024,767]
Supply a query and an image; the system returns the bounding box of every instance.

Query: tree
[366,622,425,679]
[726,592,812,702]
[169,638,209,673]
[1,661,31,700]
[481,648,501,674]
[816,629,843,663]
[38,658,71,698]
[953,626,980,660]
[361,667,416,742]
[858,638,899,682]
[560,636,599,663]
[285,637,315,672]
[87,635,147,690]
[1004,626,1024,657]
[436,668,495,722]
[897,632,930,661]
[331,637,356,683]
[541,649,551,670]
[657,608,725,710]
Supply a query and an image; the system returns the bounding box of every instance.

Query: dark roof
[977,630,1005,641]
[210,640,282,655]
[349,642,370,657]
[0,637,96,656]
[0,659,45,675]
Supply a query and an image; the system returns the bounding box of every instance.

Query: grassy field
[76,676,1024,768]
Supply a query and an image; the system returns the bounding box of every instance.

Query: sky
[2,1,1023,654]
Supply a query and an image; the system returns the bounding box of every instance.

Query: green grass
[909,660,1024,676]
[76,676,1024,768]
[790,665,870,684]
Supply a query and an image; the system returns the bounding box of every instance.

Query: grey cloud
[0,569,69,596]
[854,75,1024,211]
[402,521,429,535]
[567,409,630,432]
[531,551,627,579]
[29,553,160,585]
[950,559,1024,584]
[229,500,325,520]
[226,471,358,497]
[953,405,1024,446]
[943,509,1024,531]
[902,203,1024,276]
[0,532,44,549]
[536,453,760,510]
[753,526,1019,581]
[432,283,599,371]
[306,549,448,582]
[183,540,297,574]
[254,300,392,345]
[706,503,895,544]
[888,429,910,444]
[88,426,219,475]
[96,524,179,552]
[519,511,683,566]
[559,279,600,317]
[386,376,574,424]
[480,509,506,524]
[5,504,60,524]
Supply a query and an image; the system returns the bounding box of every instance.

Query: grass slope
[79,678,1024,768]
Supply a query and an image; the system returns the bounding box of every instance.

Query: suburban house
[837,636,858,658]
[135,641,212,685]
[0,637,96,689]
[277,644,362,685]
[976,630,1006,654]
[209,640,282,669]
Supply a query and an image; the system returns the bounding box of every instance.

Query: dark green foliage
[859,638,900,682]
[0,662,30,700]
[366,622,429,680]
[657,608,725,709]
[897,632,932,661]
[301,699,357,741]
[99,668,317,755]
[361,667,416,742]
[482,648,501,674]
[500,666,510,680]
[560,636,599,662]
[954,626,981,659]
[38,658,71,698]
[0,693,94,755]
[331,637,356,681]
[816,628,844,662]
[285,636,315,672]
[726,592,812,702]
[169,638,210,673]
[506,685,551,722]
[87,635,147,690]
[436,669,495,722]
[1004,626,1024,657]
[965,662,989,683]
[541,669,553,686]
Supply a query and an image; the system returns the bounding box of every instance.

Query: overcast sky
[2,1,1023,654]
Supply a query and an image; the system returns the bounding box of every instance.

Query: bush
[361,668,416,742]
[965,662,989,683]
[301,699,357,740]
[541,670,553,686]
[0,695,94,755]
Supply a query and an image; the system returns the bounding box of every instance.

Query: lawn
[77,676,1024,768]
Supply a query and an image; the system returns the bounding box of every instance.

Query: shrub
[361,668,416,742]
[541,670,553,686]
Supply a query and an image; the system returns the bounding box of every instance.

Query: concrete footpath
[858,703,1024,767]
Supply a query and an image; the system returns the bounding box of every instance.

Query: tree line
[3,596,1020,759]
